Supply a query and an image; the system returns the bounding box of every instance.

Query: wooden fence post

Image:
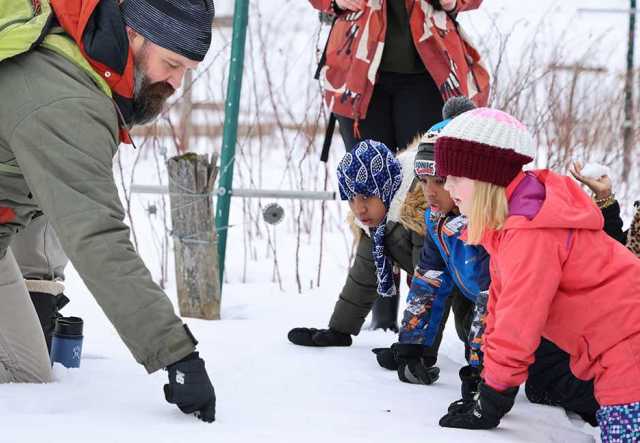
[167,153,221,319]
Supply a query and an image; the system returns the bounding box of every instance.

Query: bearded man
[0,0,216,422]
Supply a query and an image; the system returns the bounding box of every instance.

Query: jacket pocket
[595,334,640,400]
[571,336,604,381]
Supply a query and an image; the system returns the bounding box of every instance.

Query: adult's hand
[164,352,216,423]
[569,161,613,200]
[439,0,457,12]
[335,0,365,12]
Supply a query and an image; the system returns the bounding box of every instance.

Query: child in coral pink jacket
[433,107,640,442]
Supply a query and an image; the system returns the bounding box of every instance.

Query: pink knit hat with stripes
[434,108,536,187]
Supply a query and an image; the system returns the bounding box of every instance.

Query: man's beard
[130,61,175,126]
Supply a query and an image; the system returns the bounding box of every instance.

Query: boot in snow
[27,280,69,353]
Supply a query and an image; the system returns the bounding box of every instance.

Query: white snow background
[1,0,635,441]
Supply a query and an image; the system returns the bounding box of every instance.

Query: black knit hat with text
[414,96,476,178]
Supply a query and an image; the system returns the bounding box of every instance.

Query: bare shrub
[117,5,638,291]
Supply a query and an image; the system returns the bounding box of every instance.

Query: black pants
[450,288,475,363]
[336,71,444,153]
[526,338,599,426]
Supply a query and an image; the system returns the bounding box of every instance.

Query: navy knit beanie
[121,0,215,62]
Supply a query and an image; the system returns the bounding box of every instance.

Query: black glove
[164,352,216,423]
[372,343,438,375]
[371,342,437,374]
[440,382,518,430]
[371,347,398,370]
[393,343,440,385]
[447,365,482,414]
[287,327,352,347]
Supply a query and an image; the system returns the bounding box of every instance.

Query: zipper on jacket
[452,266,472,298]
[436,214,472,297]
[436,217,449,255]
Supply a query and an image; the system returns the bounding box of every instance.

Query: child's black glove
[164,352,216,423]
[439,382,518,430]
[394,343,440,385]
[447,365,482,414]
[287,327,352,347]
[372,347,398,370]
[372,343,440,383]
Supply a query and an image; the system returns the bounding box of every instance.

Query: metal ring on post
[262,202,285,225]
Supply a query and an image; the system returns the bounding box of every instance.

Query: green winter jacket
[0,0,195,373]
[328,221,423,335]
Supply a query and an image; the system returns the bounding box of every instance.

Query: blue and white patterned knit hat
[337,140,402,209]
[337,140,402,297]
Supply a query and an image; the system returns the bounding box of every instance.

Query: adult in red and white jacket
[310,0,489,152]
[310,0,490,330]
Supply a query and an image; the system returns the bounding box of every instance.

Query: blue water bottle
[50,316,83,368]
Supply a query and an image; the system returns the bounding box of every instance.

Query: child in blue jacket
[374,118,490,407]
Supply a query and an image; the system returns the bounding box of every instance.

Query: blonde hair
[466,181,509,244]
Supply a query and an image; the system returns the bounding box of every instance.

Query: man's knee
[0,353,52,384]
[12,214,68,281]
[0,250,52,384]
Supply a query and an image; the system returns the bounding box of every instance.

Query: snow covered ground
[1,146,601,442]
[1,264,600,443]
[0,148,603,442]
[1,1,633,442]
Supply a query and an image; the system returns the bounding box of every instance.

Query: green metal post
[215,0,250,289]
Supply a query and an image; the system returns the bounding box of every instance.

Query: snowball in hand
[580,163,609,179]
